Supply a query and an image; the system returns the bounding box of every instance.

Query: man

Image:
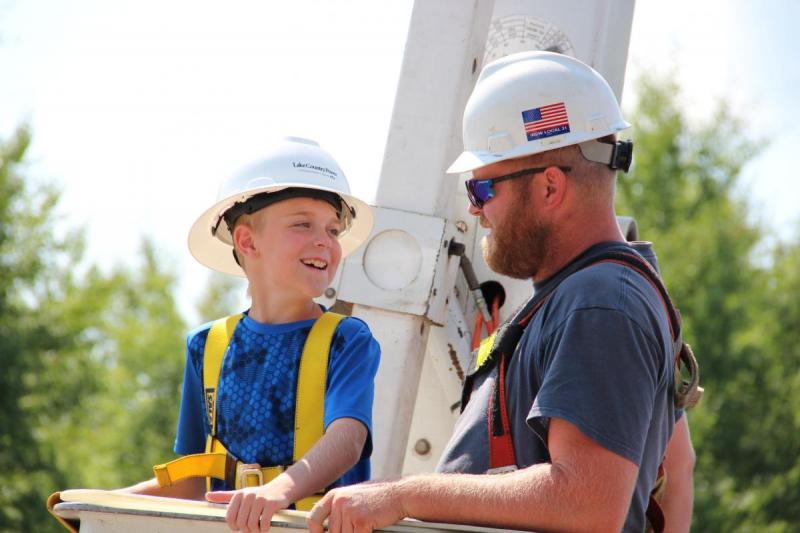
[308,51,696,533]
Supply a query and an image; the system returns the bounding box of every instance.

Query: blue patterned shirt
[174,311,380,490]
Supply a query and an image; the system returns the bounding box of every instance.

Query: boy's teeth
[302,259,327,269]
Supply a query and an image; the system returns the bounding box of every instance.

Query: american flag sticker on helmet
[522,103,570,141]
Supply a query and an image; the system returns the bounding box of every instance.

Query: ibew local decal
[521,102,570,141]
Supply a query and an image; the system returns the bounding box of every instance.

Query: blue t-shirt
[174,312,380,490]
[437,242,677,532]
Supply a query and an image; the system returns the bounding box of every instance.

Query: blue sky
[625,1,800,241]
[1,0,798,321]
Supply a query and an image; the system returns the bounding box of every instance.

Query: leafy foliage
[0,128,186,532]
[0,126,78,531]
[196,272,248,322]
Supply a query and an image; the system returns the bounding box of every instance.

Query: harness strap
[294,311,342,460]
[153,436,288,489]
[294,311,344,511]
[591,253,703,409]
[646,463,667,533]
[153,311,344,511]
[202,313,243,493]
[153,451,235,488]
[204,313,243,437]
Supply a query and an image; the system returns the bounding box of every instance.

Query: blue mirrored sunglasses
[464,166,571,209]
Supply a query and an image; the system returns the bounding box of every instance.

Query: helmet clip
[610,140,633,172]
[578,139,634,173]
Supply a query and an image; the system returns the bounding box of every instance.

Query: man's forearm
[661,415,695,532]
[395,461,626,532]
[395,467,567,530]
[309,417,637,533]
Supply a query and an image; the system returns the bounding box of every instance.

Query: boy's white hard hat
[188,137,373,276]
[447,51,630,174]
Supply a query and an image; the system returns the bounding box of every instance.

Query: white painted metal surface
[336,0,496,479]
[338,207,449,319]
[52,490,526,533]
[403,293,473,475]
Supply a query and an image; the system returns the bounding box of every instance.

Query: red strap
[486,297,548,471]
[488,354,516,469]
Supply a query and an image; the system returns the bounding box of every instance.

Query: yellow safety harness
[153,311,344,511]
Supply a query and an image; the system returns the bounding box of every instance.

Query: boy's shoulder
[184,314,244,362]
[186,319,216,340]
[333,314,371,336]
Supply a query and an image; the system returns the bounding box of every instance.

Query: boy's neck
[248,295,322,325]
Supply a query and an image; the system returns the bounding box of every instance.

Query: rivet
[414,438,431,456]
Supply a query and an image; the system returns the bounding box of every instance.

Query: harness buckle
[236,463,264,488]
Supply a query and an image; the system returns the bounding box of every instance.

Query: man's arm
[661,415,695,533]
[308,417,638,533]
[206,417,367,532]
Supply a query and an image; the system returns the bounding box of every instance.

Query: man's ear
[232,224,257,260]
[541,166,568,208]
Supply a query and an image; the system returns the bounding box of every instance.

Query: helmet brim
[447,151,505,174]
[188,183,373,277]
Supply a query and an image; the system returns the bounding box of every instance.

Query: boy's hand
[207,486,290,532]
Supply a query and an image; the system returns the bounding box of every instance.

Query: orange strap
[471,295,501,351]
[487,353,515,472]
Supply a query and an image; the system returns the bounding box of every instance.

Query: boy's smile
[301,258,329,270]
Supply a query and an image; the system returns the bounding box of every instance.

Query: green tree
[0,127,187,531]
[620,74,800,531]
[41,241,188,490]
[196,272,248,322]
[0,125,89,531]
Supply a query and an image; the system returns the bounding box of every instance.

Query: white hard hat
[447,51,631,174]
[188,137,373,276]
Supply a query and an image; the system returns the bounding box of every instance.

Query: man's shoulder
[554,260,637,308]
[544,259,667,330]
[541,258,671,350]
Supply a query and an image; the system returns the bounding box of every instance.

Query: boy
[121,137,380,532]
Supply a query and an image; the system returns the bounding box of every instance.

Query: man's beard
[481,190,553,280]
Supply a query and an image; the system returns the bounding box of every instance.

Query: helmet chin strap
[578,139,634,172]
